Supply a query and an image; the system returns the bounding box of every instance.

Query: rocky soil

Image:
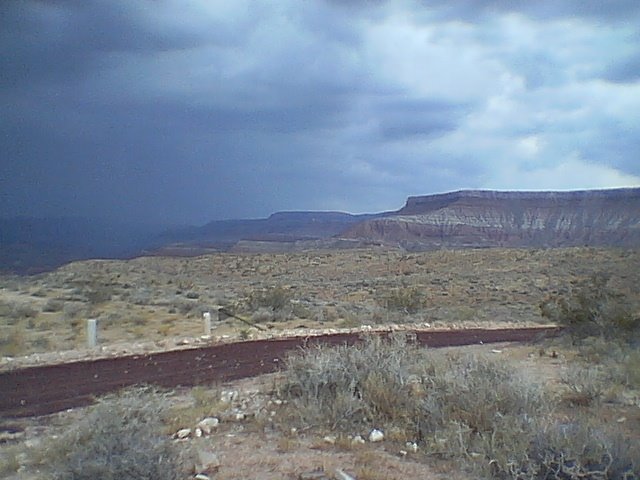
[3,340,638,480]
[1,247,638,363]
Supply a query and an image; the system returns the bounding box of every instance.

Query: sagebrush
[38,387,189,480]
[280,334,639,479]
[540,274,638,340]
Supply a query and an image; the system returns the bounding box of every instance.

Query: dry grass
[1,247,639,357]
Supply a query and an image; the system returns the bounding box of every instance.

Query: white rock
[233,412,245,421]
[351,435,365,445]
[368,429,384,442]
[176,428,191,439]
[405,441,418,453]
[491,349,502,354]
[197,417,220,434]
[399,450,407,457]
[323,435,337,445]
[220,390,238,403]
[194,428,202,438]
[195,448,220,475]
[335,469,356,480]
[194,475,210,480]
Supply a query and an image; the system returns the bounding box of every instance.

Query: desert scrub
[279,334,424,430]
[37,387,189,480]
[570,337,640,393]
[42,298,65,312]
[1,301,39,323]
[378,286,424,313]
[540,273,638,340]
[279,335,639,479]
[0,326,26,356]
[492,420,640,480]
[560,364,608,406]
[247,286,293,311]
[279,334,547,437]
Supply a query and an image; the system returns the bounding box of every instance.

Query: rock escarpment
[341,188,640,249]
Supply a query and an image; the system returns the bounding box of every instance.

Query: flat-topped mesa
[398,188,640,215]
[342,188,640,249]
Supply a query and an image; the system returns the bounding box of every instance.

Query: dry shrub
[418,354,548,436]
[378,286,424,313]
[560,365,607,406]
[42,298,65,312]
[280,334,421,430]
[0,326,26,356]
[280,335,639,479]
[540,274,638,340]
[567,337,640,394]
[502,421,640,480]
[38,387,190,480]
[248,286,293,311]
[2,301,39,321]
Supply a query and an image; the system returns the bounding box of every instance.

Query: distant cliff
[341,188,640,249]
[3,188,638,273]
[157,211,382,247]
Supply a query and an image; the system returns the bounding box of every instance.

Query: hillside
[342,188,640,249]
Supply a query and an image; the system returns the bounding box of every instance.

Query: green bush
[379,286,424,313]
[40,387,188,480]
[248,286,293,311]
[540,274,638,339]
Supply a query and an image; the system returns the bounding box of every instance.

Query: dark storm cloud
[1,0,639,225]
[0,1,213,90]
[374,99,469,141]
[421,0,640,22]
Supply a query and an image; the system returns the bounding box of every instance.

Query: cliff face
[342,188,640,249]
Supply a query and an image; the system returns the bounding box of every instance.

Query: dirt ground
[1,247,638,359]
[0,247,638,479]
[2,340,638,480]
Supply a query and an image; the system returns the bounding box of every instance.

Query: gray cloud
[421,0,640,22]
[1,0,639,225]
[604,52,640,83]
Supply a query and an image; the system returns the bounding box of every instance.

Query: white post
[203,312,211,336]
[87,319,98,348]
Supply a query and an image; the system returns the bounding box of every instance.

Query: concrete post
[87,319,98,348]
[203,312,211,336]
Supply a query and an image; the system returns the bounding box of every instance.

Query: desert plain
[1,246,639,479]
[1,246,638,359]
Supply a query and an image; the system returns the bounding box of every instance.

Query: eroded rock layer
[342,188,640,249]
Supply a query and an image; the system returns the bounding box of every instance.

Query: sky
[2,0,640,226]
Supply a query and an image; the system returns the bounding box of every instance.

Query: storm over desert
[1,2,639,480]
